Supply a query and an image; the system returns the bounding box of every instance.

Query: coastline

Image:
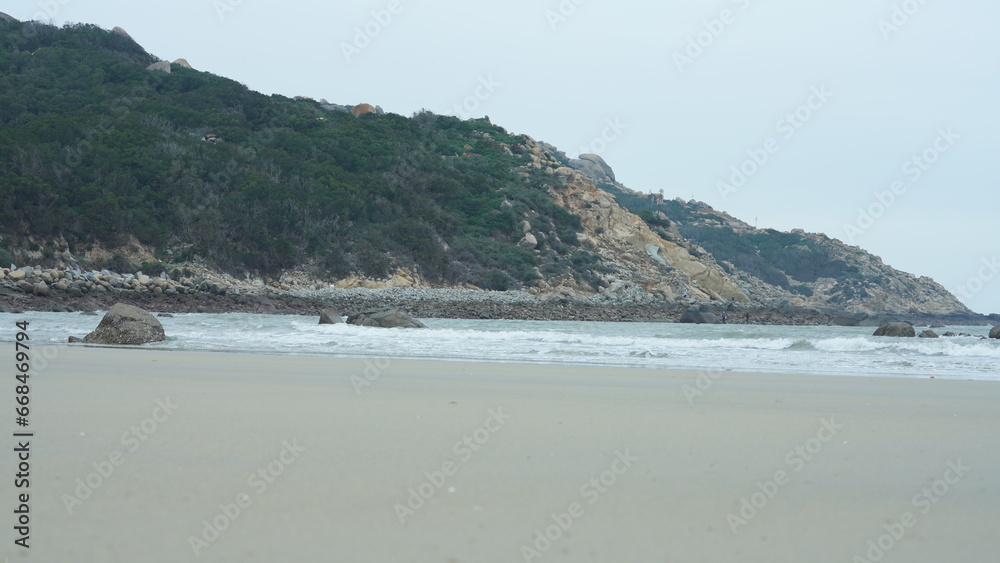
[1,285,990,326]
[25,348,1000,562]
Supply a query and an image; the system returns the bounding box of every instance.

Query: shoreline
[1,286,990,326]
[50,341,1000,382]
[26,348,1000,562]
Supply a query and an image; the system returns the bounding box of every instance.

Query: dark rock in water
[319,308,344,325]
[679,307,719,324]
[83,303,166,345]
[942,332,957,337]
[873,322,915,338]
[918,330,939,339]
[990,325,1000,340]
[68,336,83,343]
[832,312,869,326]
[929,323,945,329]
[157,313,174,318]
[347,309,426,329]
[80,311,98,316]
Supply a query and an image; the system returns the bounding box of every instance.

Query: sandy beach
[11,347,1000,562]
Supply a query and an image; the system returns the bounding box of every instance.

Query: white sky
[9,0,1000,314]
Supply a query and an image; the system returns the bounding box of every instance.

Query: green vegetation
[597,185,859,291]
[0,21,585,287]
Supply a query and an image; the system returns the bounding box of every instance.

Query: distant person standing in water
[721,312,727,323]
[788,313,794,325]
[745,312,750,324]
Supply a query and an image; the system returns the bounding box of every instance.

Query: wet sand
[15,347,1000,562]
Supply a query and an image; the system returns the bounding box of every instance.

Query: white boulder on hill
[569,153,616,183]
[147,61,171,73]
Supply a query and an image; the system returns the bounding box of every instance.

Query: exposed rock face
[111,26,131,39]
[990,325,1000,339]
[147,61,171,73]
[351,104,376,118]
[918,330,939,339]
[832,312,868,326]
[319,308,344,324]
[547,169,748,303]
[82,304,166,345]
[346,309,426,329]
[334,268,424,290]
[569,153,615,183]
[172,58,193,69]
[518,233,538,250]
[873,322,915,338]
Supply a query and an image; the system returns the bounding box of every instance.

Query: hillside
[0,19,980,321]
[591,181,972,318]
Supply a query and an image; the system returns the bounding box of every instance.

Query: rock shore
[0,265,989,326]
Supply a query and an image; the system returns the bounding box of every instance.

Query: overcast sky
[9,0,1000,313]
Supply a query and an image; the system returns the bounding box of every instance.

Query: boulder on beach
[319,308,344,325]
[82,303,166,345]
[918,330,939,339]
[347,309,426,329]
[990,325,1000,339]
[873,322,915,338]
[679,307,719,324]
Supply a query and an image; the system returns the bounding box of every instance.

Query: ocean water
[5,312,999,381]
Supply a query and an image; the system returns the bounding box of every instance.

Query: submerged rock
[347,309,426,329]
[990,325,1000,339]
[319,308,344,325]
[82,303,166,345]
[918,330,939,339]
